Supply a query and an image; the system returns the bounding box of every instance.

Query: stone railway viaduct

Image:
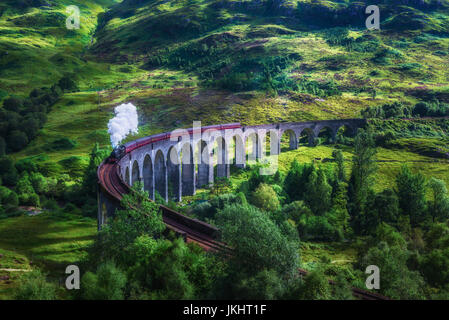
[98,119,365,222]
[96,117,393,301]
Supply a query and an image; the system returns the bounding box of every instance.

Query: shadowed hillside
[87,0,449,129]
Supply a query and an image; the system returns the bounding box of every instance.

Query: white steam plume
[108,103,139,148]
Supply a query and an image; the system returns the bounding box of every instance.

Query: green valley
[0,0,448,301]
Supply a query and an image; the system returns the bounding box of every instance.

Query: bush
[14,270,57,300]
[15,158,39,173]
[5,190,19,207]
[191,193,246,221]
[0,137,5,156]
[299,270,332,300]
[216,204,300,276]
[361,102,411,119]
[16,173,34,195]
[42,198,59,211]
[412,101,449,118]
[0,157,19,186]
[22,118,40,140]
[0,186,18,209]
[0,84,61,154]
[282,200,312,223]
[361,242,425,299]
[48,138,77,151]
[3,97,23,112]
[81,261,127,300]
[251,183,280,212]
[63,202,81,215]
[19,193,40,207]
[412,102,430,117]
[375,130,395,147]
[300,215,340,241]
[58,75,78,92]
[420,248,449,288]
[233,269,285,300]
[29,172,48,194]
[7,130,28,151]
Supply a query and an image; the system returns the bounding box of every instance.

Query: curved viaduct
[97,118,365,233]
[96,117,392,300]
[118,119,364,202]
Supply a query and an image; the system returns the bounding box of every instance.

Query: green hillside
[0,0,447,162]
[90,0,449,125]
[0,0,449,301]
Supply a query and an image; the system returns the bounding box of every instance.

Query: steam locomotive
[108,145,126,163]
[107,123,241,163]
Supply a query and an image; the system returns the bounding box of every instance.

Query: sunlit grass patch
[0,213,96,268]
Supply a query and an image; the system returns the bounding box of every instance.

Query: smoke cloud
[108,103,139,148]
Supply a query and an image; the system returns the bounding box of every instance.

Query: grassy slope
[3,0,448,168]
[0,1,121,93]
[0,0,111,298]
[89,0,449,130]
[0,0,448,298]
[0,213,96,299]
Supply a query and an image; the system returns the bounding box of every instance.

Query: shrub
[15,158,39,173]
[29,172,48,194]
[361,102,411,119]
[375,130,395,147]
[0,157,19,186]
[300,215,340,241]
[16,173,34,195]
[14,270,57,300]
[7,130,28,151]
[216,204,300,276]
[0,137,5,156]
[47,138,77,151]
[412,102,430,117]
[192,193,246,221]
[58,75,78,92]
[6,190,19,207]
[420,248,449,288]
[63,202,81,215]
[395,165,427,226]
[251,183,280,212]
[282,200,312,223]
[233,269,285,300]
[81,261,127,300]
[22,118,40,140]
[299,270,332,300]
[361,242,425,299]
[42,198,59,211]
[3,97,23,112]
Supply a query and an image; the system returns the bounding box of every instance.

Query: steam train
[108,145,126,163]
[107,123,241,163]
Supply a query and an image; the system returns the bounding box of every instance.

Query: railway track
[98,161,229,252]
[98,160,388,300]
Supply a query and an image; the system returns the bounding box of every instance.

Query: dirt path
[0,269,31,272]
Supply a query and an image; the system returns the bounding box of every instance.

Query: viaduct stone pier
[106,119,365,206]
